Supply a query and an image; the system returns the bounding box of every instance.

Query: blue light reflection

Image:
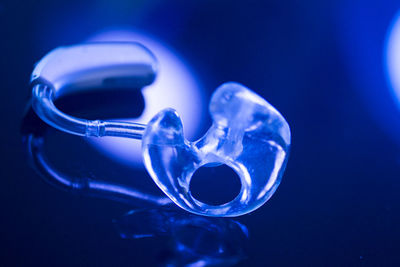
[336,3,400,146]
[385,11,400,109]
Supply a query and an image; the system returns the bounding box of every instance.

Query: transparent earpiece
[142,82,291,217]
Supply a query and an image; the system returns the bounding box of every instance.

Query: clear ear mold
[142,82,291,217]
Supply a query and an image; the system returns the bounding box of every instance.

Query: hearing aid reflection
[21,123,249,267]
[114,208,249,267]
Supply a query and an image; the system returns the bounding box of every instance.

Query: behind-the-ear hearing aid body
[30,42,291,217]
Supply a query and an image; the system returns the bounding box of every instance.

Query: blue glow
[385,11,400,109]
[335,3,400,146]
[85,28,206,167]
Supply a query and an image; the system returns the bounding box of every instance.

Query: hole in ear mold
[189,164,241,206]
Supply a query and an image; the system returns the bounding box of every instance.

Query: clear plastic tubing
[31,84,146,140]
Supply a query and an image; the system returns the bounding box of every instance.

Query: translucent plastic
[31,84,147,139]
[30,42,157,139]
[142,82,291,217]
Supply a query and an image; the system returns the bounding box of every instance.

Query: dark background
[1,0,400,266]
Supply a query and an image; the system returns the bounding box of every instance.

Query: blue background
[1,0,400,266]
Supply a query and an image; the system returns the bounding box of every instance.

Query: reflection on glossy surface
[21,121,248,266]
[23,133,172,207]
[114,208,248,267]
